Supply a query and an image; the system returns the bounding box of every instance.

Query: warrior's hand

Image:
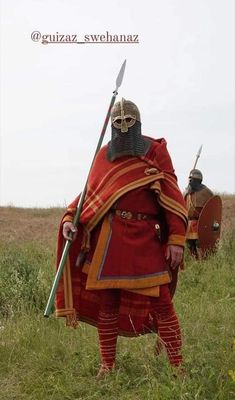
[62,222,77,241]
[165,245,184,270]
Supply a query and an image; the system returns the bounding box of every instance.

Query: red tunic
[55,137,188,335]
[83,184,184,291]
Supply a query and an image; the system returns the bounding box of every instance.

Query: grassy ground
[0,198,234,399]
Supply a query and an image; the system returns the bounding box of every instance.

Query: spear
[44,60,127,317]
[192,144,203,169]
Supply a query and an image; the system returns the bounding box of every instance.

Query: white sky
[0,0,234,207]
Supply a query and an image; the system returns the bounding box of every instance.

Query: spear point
[115,59,127,92]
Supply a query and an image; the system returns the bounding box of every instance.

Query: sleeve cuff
[167,234,186,247]
[62,214,74,224]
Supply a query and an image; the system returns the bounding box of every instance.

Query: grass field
[0,196,234,399]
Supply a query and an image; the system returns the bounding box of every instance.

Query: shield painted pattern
[198,195,222,255]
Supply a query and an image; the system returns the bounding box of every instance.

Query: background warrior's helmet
[108,98,150,162]
[189,169,203,182]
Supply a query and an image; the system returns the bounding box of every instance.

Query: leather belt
[112,209,157,221]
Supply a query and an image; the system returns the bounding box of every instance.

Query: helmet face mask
[113,115,137,133]
[111,98,141,133]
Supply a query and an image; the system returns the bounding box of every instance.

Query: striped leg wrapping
[98,311,119,369]
[157,313,182,367]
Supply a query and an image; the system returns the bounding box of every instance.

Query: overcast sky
[0,0,234,208]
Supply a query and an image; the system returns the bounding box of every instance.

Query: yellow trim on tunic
[84,214,170,291]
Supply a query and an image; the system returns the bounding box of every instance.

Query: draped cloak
[55,137,188,336]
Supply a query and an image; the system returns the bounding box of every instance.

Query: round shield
[198,195,222,256]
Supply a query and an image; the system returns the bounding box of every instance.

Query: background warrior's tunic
[184,169,213,258]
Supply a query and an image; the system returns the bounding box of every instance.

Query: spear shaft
[44,60,126,317]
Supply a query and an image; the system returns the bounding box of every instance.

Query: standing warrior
[56,99,188,377]
[184,169,214,259]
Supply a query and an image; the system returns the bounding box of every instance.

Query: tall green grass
[0,232,234,399]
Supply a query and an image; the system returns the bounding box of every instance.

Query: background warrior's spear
[192,144,203,170]
[44,60,127,317]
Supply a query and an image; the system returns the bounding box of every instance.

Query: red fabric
[187,219,199,236]
[98,287,182,368]
[98,290,120,369]
[55,137,187,336]
[66,138,187,232]
[151,293,182,367]
[85,186,168,283]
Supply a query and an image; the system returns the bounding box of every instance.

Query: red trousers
[98,285,182,369]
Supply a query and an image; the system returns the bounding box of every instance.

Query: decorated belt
[112,209,158,221]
